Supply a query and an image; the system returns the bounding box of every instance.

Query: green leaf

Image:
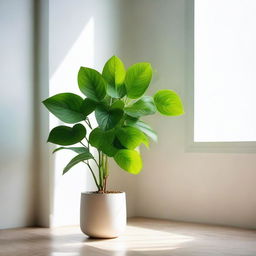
[114,149,143,174]
[42,93,85,123]
[116,127,149,149]
[47,124,86,146]
[113,137,126,149]
[102,56,126,98]
[78,67,106,102]
[125,118,158,142]
[53,147,89,154]
[80,98,97,116]
[154,89,184,116]
[111,100,125,110]
[125,63,152,99]
[106,84,126,98]
[124,96,156,118]
[103,56,126,87]
[89,128,118,156]
[63,152,93,175]
[95,104,123,130]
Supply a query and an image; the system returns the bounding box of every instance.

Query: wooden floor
[0,218,256,256]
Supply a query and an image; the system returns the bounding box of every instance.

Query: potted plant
[43,56,184,238]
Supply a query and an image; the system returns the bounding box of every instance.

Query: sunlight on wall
[49,18,96,227]
[194,0,256,142]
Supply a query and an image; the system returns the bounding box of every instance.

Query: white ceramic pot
[80,192,126,238]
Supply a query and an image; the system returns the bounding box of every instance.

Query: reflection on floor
[1,218,256,256]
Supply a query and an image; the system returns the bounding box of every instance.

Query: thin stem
[83,161,100,190]
[85,118,93,129]
[101,152,104,173]
[85,137,90,151]
[80,142,99,168]
[80,141,87,148]
[101,153,104,189]
[102,154,107,177]
[98,150,103,190]
[82,117,103,192]
[105,155,108,177]
[93,158,100,168]
[103,154,109,193]
[103,175,108,193]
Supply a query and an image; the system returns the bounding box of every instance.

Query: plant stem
[85,137,90,150]
[83,161,100,190]
[84,117,106,192]
[80,142,100,168]
[102,154,109,192]
[92,158,100,168]
[103,175,108,193]
[80,141,87,148]
[98,150,103,191]
[102,154,108,177]
[85,118,93,129]
[101,152,104,188]
[105,155,108,176]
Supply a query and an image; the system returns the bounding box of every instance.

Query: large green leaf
[125,63,152,99]
[124,96,156,118]
[80,98,97,116]
[78,67,106,102]
[102,56,126,98]
[89,128,118,156]
[47,124,86,146]
[95,104,123,130]
[154,89,184,116]
[114,149,143,174]
[116,127,149,149]
[42,93,85,123]
[125,118,158,142]
[53,146,89,154]
[63,152,93,175]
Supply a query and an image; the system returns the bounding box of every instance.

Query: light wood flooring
[0,218,256,256]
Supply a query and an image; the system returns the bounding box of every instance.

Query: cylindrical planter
[80,192,126,238]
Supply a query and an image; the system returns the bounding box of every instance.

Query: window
[194,0,256,142]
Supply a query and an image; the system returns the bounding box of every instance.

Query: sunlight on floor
[50,224,194,256]
[86,225,193,251]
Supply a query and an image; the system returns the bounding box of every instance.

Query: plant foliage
[43,56,184,192]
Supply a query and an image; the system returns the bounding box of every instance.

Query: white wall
[0,0,35,228]
[120,0,256,229]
